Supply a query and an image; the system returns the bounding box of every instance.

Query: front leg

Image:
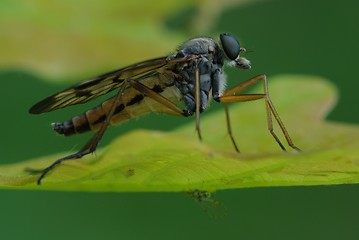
[218,74,301,152]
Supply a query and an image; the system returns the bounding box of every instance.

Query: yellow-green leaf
[0,0,194,80]
[1,75,359,191]
[0,0,263,81]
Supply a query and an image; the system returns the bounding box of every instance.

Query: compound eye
[220,33,240,60]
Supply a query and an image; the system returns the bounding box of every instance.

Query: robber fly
[29,33,300,185]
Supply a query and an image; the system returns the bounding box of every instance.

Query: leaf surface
[1,75,359,192]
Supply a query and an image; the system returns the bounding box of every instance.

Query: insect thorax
[169,37,227,115]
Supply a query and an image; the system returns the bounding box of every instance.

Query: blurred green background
[1,0,359,239]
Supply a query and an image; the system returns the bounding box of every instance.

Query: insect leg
[223,103,240,153]
[127,79,188,116]
[219,74,300,152]
[194,67,202,141]
[36,80,130,185]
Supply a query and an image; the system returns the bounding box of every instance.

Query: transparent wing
[29,57,169,114]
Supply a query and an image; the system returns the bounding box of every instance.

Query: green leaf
[1,75,359,191]
[0,0,250,81]
[0,0,196,81]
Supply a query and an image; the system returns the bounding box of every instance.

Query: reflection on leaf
[1,75,359,192]
[187,189,227,218]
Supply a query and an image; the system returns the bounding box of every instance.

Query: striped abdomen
[52,76,182,136]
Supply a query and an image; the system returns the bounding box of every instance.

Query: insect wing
[29,57,168,114]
